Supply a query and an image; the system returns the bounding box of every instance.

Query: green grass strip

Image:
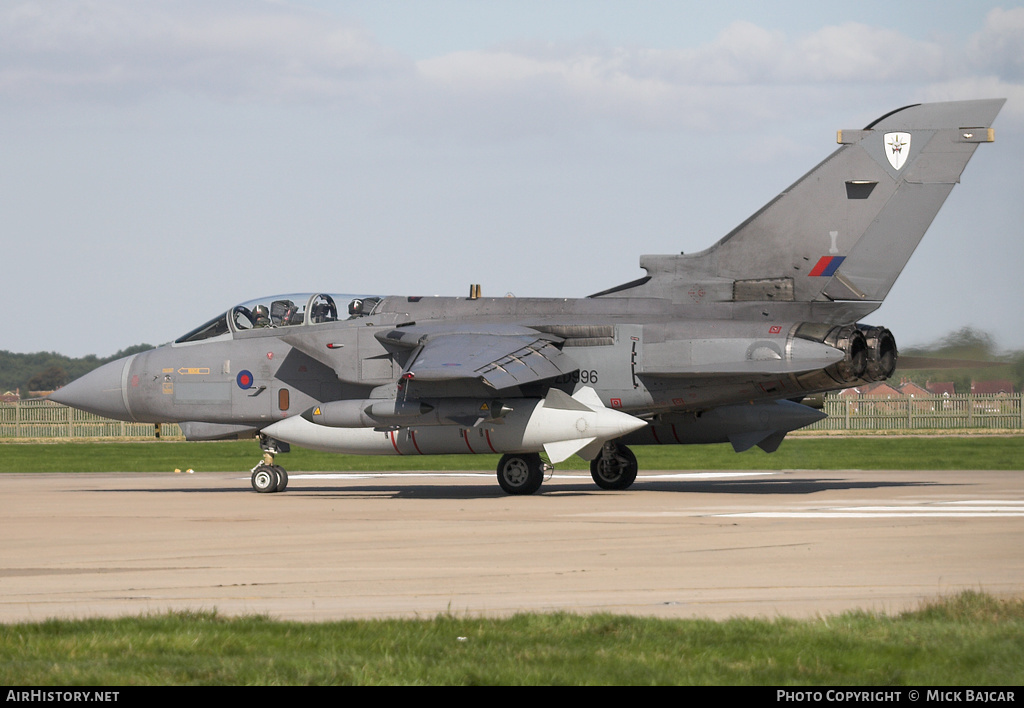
[1,592,1021,685]
[2,437,1023,473]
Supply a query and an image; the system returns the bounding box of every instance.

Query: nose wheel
[251,464,288,493]
[251,435,290,493]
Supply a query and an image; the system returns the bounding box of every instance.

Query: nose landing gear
[251,435,290,493]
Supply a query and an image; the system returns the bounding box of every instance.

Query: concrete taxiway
[2,469,1021,622]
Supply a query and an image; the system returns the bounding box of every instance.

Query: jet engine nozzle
[858,326,898,382]
[822,324,868,384]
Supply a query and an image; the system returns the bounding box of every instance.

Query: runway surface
[2,468,1022,623]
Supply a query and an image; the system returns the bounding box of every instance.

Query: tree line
[893,327,1024,394]
[0,345,155,396]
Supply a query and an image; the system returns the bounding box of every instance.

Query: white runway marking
[721,501,1024,519]
[289,472,493,480]
[286,470,778,481]
[577,499,1024,520]
[636,472,779,480]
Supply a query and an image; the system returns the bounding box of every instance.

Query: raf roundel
[236,370,254,390]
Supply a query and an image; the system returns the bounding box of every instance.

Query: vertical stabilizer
[595,99,1004,310]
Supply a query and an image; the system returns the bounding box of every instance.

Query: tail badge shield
[884,132,911,170]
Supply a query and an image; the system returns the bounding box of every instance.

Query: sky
[2,0,1023,358]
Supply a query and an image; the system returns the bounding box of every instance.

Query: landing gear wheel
[496,453,544,495]
[252,464,279,493]
[273,465,288,492]
[250,434,290,493]
[590,442,638,490]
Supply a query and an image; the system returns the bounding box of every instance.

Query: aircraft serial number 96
[555,370,599,384]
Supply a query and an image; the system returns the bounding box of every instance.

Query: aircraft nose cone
[48,355,136,421]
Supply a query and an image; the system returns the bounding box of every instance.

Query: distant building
[926,381,956,397]
[1,389,20,403]
[971,380,1015,395]
[836,382,902,413]
[837,382,901,398]
[898,381,931,398]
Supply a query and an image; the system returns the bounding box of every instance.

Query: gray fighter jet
[51,99,1005,494]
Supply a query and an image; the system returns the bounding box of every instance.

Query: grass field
[1,592,1021,685]
[1,435,1023,473]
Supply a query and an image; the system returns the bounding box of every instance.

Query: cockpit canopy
[175,293,382,345]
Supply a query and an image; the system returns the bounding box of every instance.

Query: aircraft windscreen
[175,294,382,343]
[175,313,230,344]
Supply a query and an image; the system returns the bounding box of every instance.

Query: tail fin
[595,99,1004,310]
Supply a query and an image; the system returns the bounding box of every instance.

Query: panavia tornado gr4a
[51,99,1004,494]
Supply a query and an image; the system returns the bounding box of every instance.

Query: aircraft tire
[252,465,279,493]
[590,443,638,490]
[496,453,544,495]
[273,465,288,492]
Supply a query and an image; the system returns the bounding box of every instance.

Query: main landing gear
[496,453,547,495]
[496,442,639,495]
[249,435,640,495]
[251,435,290,493]
[589,441,638,491]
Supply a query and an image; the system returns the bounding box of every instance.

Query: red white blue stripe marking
[808,256,845,277]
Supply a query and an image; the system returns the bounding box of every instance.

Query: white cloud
[784,22,948,82]
[967,6,1024,80]
[2,2,1020,131]
[407,17,1007,137]
[0,0,409,103]
[417,20,950,93]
